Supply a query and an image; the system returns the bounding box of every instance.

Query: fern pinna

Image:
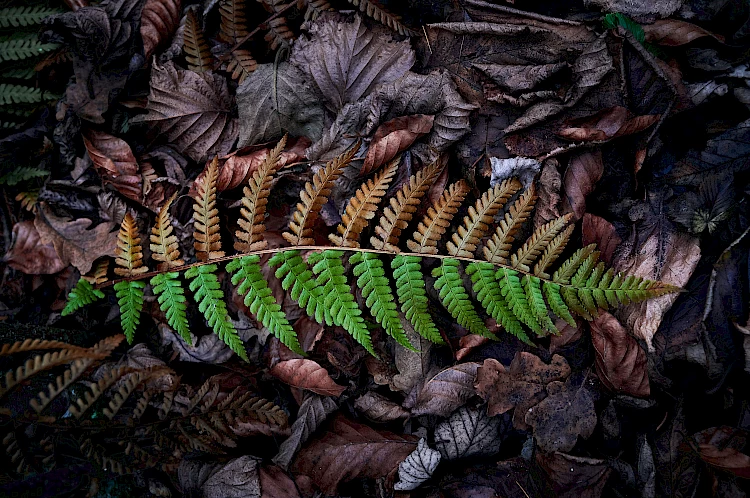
[64,137,679,360]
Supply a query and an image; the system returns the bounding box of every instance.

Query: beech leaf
[354,392,409,423]
[643,19,724,46]
[270,359,346,397]
[591,312,650,397]
[434,406,502,460]
[273,394,338,469]
[140,0,181,58]
[561,150,604,220]
[557,106,660,142]
[411,362,480,417]
[362,114,435,176]
[394,439,441,491]
[5,221,66,275]
[133,61,238,163]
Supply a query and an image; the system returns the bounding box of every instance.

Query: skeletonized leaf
[362,114,434,176]
[434,407,502,460]
[411,362,480,417]
[133,62,238,163]
[394,439,441,491]
[270,359,346,397]
[273,394,338,469]
[354,392,409,423]
[591,312,650,397]
[5,221,65,275]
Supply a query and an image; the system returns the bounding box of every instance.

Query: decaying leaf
[270,359,346,397]
[557,106,660,142]
[473,62,567,92]
[140,0,181,58]
[490,156,541,189]
[643,19,724,46]
[362,114,434,176]
[692,426,750,479]
[591,312,650,397]
[292,415,417,495]
[354,392,409,423]
[582,213,621,265]
[196,455,261,498]
[5,221,66,275]
[434,406,502,460]
[537,452,611,498]
[411,362,480,417]
[133,61,238,163]
[394,438,441,491]
[273,394,338,469]
[533,159,562,230]
[561,151,604,220]
[455,334,489,361]
[259,465,301,498]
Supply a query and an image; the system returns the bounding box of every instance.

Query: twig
[464,0,582,26]
[229,2,298,53]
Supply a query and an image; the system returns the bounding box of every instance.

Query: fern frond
[227,255,303,354]
[308,250,375,355]
[534,224,574,279]
[150,193,184,270]
[0,36,59,62]
[186,264,247,360]
[496,267,543,335]
[151,272,191,344]
[284,141,361,246]
[433,259,494,338]
[184,10,214,73]
[371,160,443,252]
[329,157,399,248]
[542,282,577,327]
[103,370,154,419]
[407,180,469,254]
[521,274,557,333]
[0,349,98,399]
[303,0,334,20]
[350,252,413,350]
[0,166,48,185]
[0,6,63,27]
[269,249,331,325]
[552,244,596,284]
[62,278,105,316]
[218,0,248,44]
[226,49,257,83]
[69,365,133,419]
[345,0,415,36]
[82,259,110,285]
[0,338,91,356]
[265,17,295,49]
[0,84,56,105]
[235,135,286,252]
[115,213,149,277]
[466,262,529,344]
[510,214,572,273]
[194,157,225,262]
[392,255,442,343]
[114,280,146,343]
[483,184,537,264]
[448,178,521,258]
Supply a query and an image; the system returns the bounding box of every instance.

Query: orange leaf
[362,114,434,176]
[270,359,346,397]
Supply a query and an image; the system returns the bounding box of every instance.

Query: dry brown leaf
[549,318,584,354]
[582,213,622,265]
[411,362,480,417]
[643,19,725,46]
[693,427,750,479]
[273,394,338,469]
[561,150,603,220]
[270,359,346,397]
[5,221,66,275]
[557,106,660,142]
[455,334,489,361]
[82,129,142,203]
[537,452,611,498]
[259,465,301,498]
[34,202,118,274]
[291,415,417,495]
[533,159,562,230]
[361,115,435,176]
[141,0,182,59]
[591,312,650,397]
[354,392,409,423]
[473,62,567,92]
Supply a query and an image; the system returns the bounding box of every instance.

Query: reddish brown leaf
[411,362,480,417]
[354,392,409,423]
[644,19,725,47]
[141,0,182,59]
[693,427,750,479]
[537,452,611,498]
[270,359,346,397]
[561,150,603,220]
[291,415,417,495]
[582,213,622,265]
[455,335,489,361]
[533,159,562,230]
[362,114,435,176]
[260,465,301,498]
[82,129,142,203]
[5,221,66,275]
[591,312,650,397]
[557,106,660,142]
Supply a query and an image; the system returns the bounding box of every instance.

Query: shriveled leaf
[273,394,338,469]
[133,61,238,163]
[361,114,434,176]
[270,359,346,397]
[291,415,417,495]
[5,221,65,274]
[561,150,603,220]
[557,106,660,142]
[354,392,409,423]
[237,63,325,147]
[289,12,414,112]
[591,312,650,397]
[34,202,118,274]
[582,213,621,265]
[537,452,611,498]
[434,406,502,460]
[473,62,567,92]
[141,0,181,58]
[259,465,301,498]
[693,426,750,479]
[394,438,441,491]
[455,334,489,361]
[490,156,541,189]
[411,362,480,417]
[203,456,261,498]
[160,323,236,364]
[533,159,562,230]
[643,19,724,46]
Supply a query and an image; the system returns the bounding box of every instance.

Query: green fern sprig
[0,166,48,185]
[0,6,63,28]
[0,36,59,63]
[433,259,496,339]
[62,279,105,317]
[269,249,331,325]
[0,84,56,105]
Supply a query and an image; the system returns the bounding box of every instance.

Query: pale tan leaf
[411,362,480,417]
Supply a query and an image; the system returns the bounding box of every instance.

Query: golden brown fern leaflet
[447,178,521,258]
[184,9,214,72]
[194,157,225,261]
[115,214,149,277]
[533,224,575,279]
[235,135,287,252]
[510,214,573,273]
[218,0,249,44]
[370,159,444,252]
[407,180,470,254]
[329,157,400,248]
[150,193,184,270]
[283,141,361,246]
[83,258,110,285]
[482,184,537,264]
[226,49,257,83]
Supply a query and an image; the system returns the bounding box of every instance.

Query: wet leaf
[362,114,434,176]
[354,392,409,423]
[273,394,338,469]
[582,213,621,265]
[5,221,66,275]
[557,106,660,142]
[203,456,261,498]
[561,150,604,220]
[140,0,181,58]
[434,406,502,460]
[692,426,750,479]
[270,359,346,397]
[591,312,650,397]
[259,465,301,498]
[537,452,611,498]
[395,439,441,491]
[82,129,148,207]
[643,19,724,46]
[411,362,480,417]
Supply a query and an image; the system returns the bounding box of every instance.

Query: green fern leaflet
[62,278,105,317]
[151,272,190,345]
[114,280,145,343]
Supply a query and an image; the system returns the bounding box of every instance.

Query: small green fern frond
[184,10,214,73]
[330,157,399,248]
[218,0,248,44]
[0,84,56,105]
[392,255,442,343]
[496,267,543,335]
[194,157,224,261]
[407,180,469,254]
[543,282,577,327]
[62,278,105,316]
[511,214,572,273]
[150,194,184,270]
[284,141,361,246]
[433,259,494,338]
[552,244,596,284]
[483,185,537,264]
[350,252,413,350]
[466,262,529,344]
[235,135,286,252]
[227,255,303,354]
[186,264,247,361]
[0,166,48,185]
[0,6,63,27]
[521,274,557,334]
[448,178,521,258]
[603,12,645,44]
[226,49,257,83]
[308,250,375,355]
[345,0,415,36]
[0,36,59,63]
[151,272,191,344]
[114,280,145,343]
[269,249,331,325]
[371,160,443,252]
[115,213,149,277]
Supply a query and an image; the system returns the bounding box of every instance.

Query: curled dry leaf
[591,312,650,397]
[561,150,603,220]
[354,392,409,423]
[361,114,435,176]
[557,106,660,142]
[434,406,502,460]
[270,359,346,397]
[394,438,441,491]
[141,0,181,59]
[643,19,724,46]
[692,426,750,479]
[582,213,621,265]
[533,159,562,230]
[455,334,489,361]
[291,415,417,495]
[273,394,338,469]
[411,362,480,417]
[537,452,611,498]
[5,221,66,275]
